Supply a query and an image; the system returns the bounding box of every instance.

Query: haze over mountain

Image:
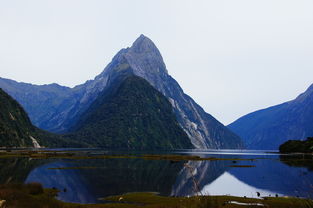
[0,35,243,149]
[229,84,313,150]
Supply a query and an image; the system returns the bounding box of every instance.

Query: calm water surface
[1,149,312,204]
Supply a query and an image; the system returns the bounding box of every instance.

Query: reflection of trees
[0,158,45,184]
[171,160,230,196]
[280,154,313,171]
[26,161,96,203]
[278,154,313,198]
[78,158,184,197]
[25,158,185,203]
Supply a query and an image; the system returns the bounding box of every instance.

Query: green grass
[0,150,258,162]
[0,184,312,208]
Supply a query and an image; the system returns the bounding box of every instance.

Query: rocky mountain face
[66,75,193,150]
[0,88,38,147]
[0,35,243,149]
[0,88,71,147]
[0,78,79,132]
[229,84,313,150]
[111,35,243,149]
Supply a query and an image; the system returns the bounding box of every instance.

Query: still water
[1,149,312,204]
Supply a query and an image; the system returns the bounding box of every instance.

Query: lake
[1,149,312,204]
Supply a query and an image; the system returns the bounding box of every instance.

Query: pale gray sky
[1,0,313,125]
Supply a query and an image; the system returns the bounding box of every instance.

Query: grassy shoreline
[0,183,312,208]
[0,149,257,161]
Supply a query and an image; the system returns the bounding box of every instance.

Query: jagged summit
[130,34,160,53]
[123,34,168,76]
[295,83,313,102]
[125,35,168,78]
[98,34,168,79]
[0,36,243,149]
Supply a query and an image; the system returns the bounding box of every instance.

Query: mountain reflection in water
[0,150,312,204]
[26,158,184,203]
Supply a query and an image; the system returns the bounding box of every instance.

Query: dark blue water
[1,149,312,204]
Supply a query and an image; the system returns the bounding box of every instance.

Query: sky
[0,0,313,125]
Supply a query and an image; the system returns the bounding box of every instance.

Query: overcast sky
[1,0,313,125]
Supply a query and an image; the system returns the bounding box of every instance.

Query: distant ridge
[229,84,313,150]
[0,88,74,147]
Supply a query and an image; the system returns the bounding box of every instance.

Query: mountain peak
[97,34,167,80]
[307,83,313,92]
[137,34,149,41]
[113,35,169,76]
[130,34,159,54]
[294,83,313,102]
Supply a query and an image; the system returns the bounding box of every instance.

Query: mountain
[66,75,193,150]
[0,78,78,132]
[25,158,184,203]
[229,84,313,150]
[0,35,243,149]
[0,88,39,147]
[0,88,74,147]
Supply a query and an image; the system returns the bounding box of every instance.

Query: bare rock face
[0,35,243,149]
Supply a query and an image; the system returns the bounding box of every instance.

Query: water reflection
[26,158,185,203]
[0,150,312,204]
[280,154,313,171]
[0,158,44,184]
[25,161,95,203]
[229,157,313,198]
[171,160,229,196]
[199,172,278,198]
